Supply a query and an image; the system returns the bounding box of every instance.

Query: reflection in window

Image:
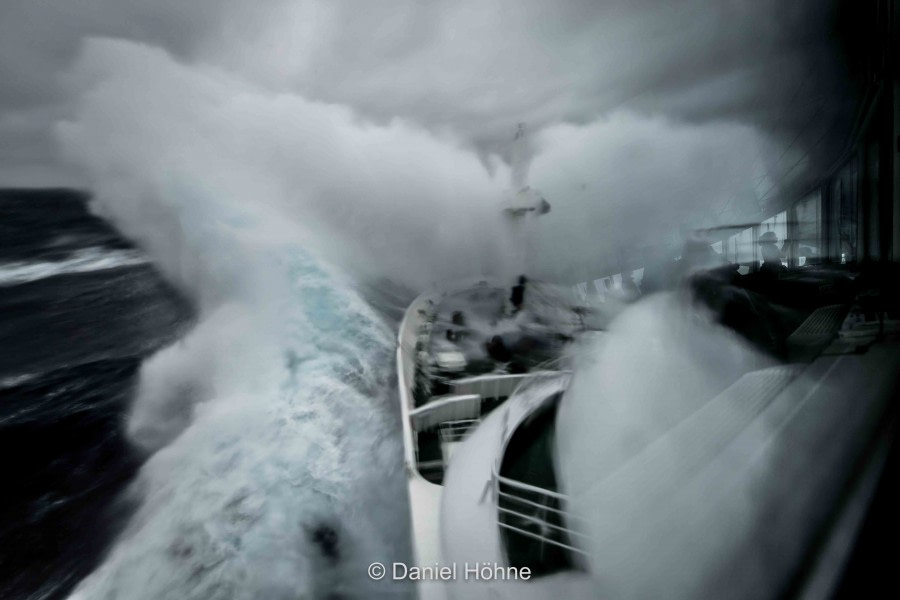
[593,277,614,302]
[866,139,880,260]
[724,229,755,273]
[737,228,755,264]
[794,193,821,266]
[725,235,736,262]
[838,161,858,263]
[758,211,788,267]
[631,268,645,291]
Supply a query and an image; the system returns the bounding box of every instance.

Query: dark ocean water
[0,189,193,600]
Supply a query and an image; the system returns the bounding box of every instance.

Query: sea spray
[65,235,412,599]
[56,40,450,599]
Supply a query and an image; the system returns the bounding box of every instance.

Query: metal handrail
[495,472,569,500]
[493,470,591,560]
[439,419,479,430]
[450,373,535,400]
[496,506,590,539]
[497,523,589,556]
[441,419,479,429]
[438,419,480,442]
[496,489,588,522]
[482,373,587,565]
[409,394,481,432]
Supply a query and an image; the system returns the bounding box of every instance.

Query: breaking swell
[65,232,411,600]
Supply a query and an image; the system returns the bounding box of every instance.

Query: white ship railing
[492,471,590,557]
[397,290,443,475]
[408,394,481,432]
[450,373,537,400]
[487,372,589,563]
[438,419,481,443]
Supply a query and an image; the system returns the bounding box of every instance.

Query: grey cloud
[216,1,850,165]
[0,0,257,182]
[0,0,857,197]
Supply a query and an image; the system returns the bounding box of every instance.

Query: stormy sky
[0,0,859,280]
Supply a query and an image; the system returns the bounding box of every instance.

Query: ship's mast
[502,123,550,279]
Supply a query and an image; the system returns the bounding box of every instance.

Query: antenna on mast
[500,123,550,278]
[503,123,551,218]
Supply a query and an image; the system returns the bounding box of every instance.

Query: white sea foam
[65,243,412,599]
[0,247,148,287]
[56,40,454,599]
